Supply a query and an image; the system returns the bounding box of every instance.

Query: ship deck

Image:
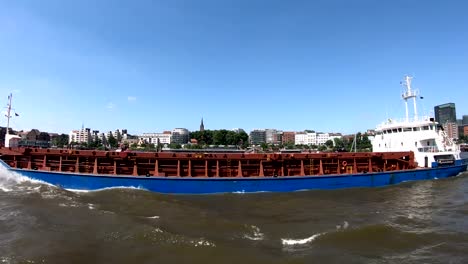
[0,147,416,177]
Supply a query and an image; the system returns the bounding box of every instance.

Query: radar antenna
[401,76,419,122]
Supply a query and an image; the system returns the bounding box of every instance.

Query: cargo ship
[0,77,467,194]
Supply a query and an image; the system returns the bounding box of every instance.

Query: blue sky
[1,0,467,135]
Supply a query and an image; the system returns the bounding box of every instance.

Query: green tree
[325,139,334,149]
[52,134,69,147]
[359,134,372,151]
[284,142,295,149]
[107,134,118,148]
[88,138,102,149]
[333,138,346,151]
[116,132,122,143]
[458,135,467,144]
[37,132,51,141]
[238,131,249,148]
[318,145,327,151]
[260,142,269,151]
[185,144,203,149]
[130,143,138,150]
[144,143,156,151]
[213,130,229,145]
[168,143,182,149]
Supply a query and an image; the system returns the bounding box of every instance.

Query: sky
[1,0,467,135]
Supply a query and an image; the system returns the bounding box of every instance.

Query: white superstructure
[372,76,461,168]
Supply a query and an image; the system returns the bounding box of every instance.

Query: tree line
[189,130,249,148]
[16,127,374,153]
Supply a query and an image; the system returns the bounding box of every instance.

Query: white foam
[58,202,80,208]
[66,186,147,193]
[0,186,12,192]
[65,188,91,193]
[336,221,349,230]
[281,233,322,245]
[243,225,265,241]
[192,239,216,247]
[153,227,164,233]
[146,216,160,219]
[0,165,53,193]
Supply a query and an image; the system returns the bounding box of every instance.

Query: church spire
[200,118,205,132]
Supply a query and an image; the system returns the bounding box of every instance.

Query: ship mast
[401,76,418,122]
[5,93,13,136]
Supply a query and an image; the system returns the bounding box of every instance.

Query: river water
[1,164,468,263]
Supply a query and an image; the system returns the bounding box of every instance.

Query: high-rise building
[443,122,459,140]
[434,103,456,124]
[69,128,91,144]
[463,115,468,125]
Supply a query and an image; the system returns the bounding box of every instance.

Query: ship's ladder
[227,159,231,177]
[309,159,313,175]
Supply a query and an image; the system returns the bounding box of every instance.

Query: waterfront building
[171,128,190,144]
[69,128,91,144]
[295,132,317,145]
[249,129,266,145]
[444,122,459,140]
[434,103,456,124]
[265,129,282,145]
[140,132,172,145]
[282,131,295,144]
[98,132,107,145]
[122,138,139,146]
[91,130,99,141]
[316,133,330,146]
[459,125,466,138]
[294,131,341,146]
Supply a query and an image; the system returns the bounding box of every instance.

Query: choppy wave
[0,167,467,263]
[282,233,322,246]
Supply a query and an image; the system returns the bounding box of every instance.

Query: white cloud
[127,96,137,102]
[106,102,116,109]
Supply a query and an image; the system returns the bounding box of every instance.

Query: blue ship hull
[1,159,466,194]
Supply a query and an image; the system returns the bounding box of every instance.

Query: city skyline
[1,1,468,135]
